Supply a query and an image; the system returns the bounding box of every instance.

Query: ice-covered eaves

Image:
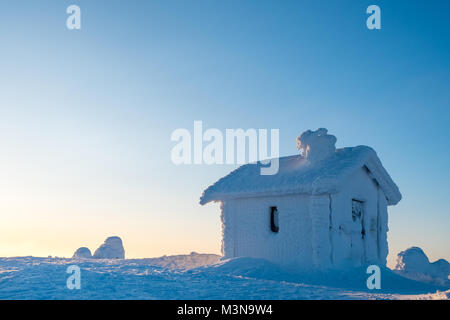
[200,146,401,206]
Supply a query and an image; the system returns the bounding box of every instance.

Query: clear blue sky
[0,0,449,266]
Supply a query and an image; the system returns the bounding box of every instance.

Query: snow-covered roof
[200,145,402,206]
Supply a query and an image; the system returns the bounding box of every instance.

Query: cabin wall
[330,167,388,267]
[220,194,313,269]
[219,167,390,269]
[309,194,333,269]
[377,187,389,265]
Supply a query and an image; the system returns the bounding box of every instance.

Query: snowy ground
[0,254,448,300]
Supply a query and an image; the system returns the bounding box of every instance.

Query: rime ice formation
[296,128,337,162]
[72,247,92,259]
[395,247,450,286]
[200,140,401,206]
[93,236,125,259]
[200,128,402,270]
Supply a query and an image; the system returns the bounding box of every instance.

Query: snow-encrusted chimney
[296,128,336,162]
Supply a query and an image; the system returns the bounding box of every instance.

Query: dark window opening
[270,206,279,233]
[352,199,366,239]
[351,199,363,222]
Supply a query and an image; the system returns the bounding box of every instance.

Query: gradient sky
[0,0,449,267]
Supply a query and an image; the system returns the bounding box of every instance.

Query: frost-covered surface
[92,236,125,259]
[394,247,450,286]
[0,256,447,300]
[202,129,400,270]
[218,167,390,269]
[296,128,337,162]
[73,247,92,259]
[200,129,401,205]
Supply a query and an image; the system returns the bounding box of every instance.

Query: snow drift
[0,255,448,299]
[193,257,448,295]
[394,247,449,286]
[72,247,92,259]
[93,236,125,259]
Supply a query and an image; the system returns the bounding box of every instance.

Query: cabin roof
[200,146,401,206]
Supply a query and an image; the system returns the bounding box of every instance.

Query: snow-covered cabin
[200,128,401,269]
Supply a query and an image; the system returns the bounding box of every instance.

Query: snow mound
[194,257,447,295]
[394,247,450,286]
[93,236,125,259]
[72,247,92,259]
